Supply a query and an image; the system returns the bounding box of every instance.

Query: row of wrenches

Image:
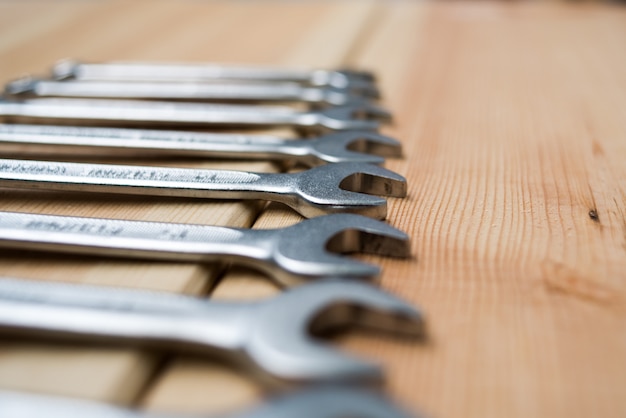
[0,61,424,417]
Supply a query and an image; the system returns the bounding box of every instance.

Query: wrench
[0,98,390,133]
[0,277,424,384]
[0,159,406,219]
[0,212,409,284]
[0,124,402,167]
[52,59,379,96]
[0,387,416,418]
[6,77,375,107]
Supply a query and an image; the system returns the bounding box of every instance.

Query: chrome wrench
[0,98,389,133]
[0,124,402,167]
[6,77,375,107]
[0,212,410,284]
[0,159,406,219]
[0,387,417,418]
[52,59,378,95]
[0,277,423,384]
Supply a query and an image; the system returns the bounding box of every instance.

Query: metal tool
[0,277,424,384]
[0,386,416,418]
[0,212,409,284]
[52,59,378,95]
[6,77,376,107]
[0,159,406,219]
[0,98,389,133]
[0,124,402,167]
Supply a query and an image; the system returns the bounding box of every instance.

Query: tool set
[0,61,423,416]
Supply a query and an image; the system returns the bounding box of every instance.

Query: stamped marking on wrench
[0,159,406,219]
[0,212,409,284]
[0,98,389,133]
[0,124,402,166]
[0,386,417,418]
[0,277,424,384]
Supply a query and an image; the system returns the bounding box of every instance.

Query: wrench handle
[0,158,289,201]
[0,123,308,161]
[8,78,331,103]
[53,60,371,86]
[0,98,309,129]
[0,277,251,351]
[0,210,274,265]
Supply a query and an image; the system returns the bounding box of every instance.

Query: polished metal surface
[0,160,406,219]
[0,124,402,167]
[0,386,416,418]
[0,98,389,133]
[0,212,410,284]
[6,77,376,106]
[52,59,378,96]
[0,277,424,384]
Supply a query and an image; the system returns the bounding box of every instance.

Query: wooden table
[1,1,626,417]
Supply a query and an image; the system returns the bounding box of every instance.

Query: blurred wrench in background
[52,59,378,96]
[6,77,376,107]
[0,277,424,385]
[0,98,390,133]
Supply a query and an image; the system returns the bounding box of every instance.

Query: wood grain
[348,3,626,418]
[2,2,626,418]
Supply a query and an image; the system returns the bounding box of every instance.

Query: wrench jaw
[338,131,403,158]
[291,163,407,219]
[312,105,391,132]
[4,76,38,97]
[338,80,381,100]
[289,193,388,220]
[336,69,377,83]
[308,132,402,166]
[51,59,79,80]
[268,214,410,285]
[244,280,424,385]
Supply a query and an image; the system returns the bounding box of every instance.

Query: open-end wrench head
[293,163,407,219]
[338,80,381,99]
[270,214,410,283]
[4,76,36,96]
[252,386,416,418]
[310,131,402,165]
[337,69,377,82]
[315,104,391,132]
[247,280,424,384]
